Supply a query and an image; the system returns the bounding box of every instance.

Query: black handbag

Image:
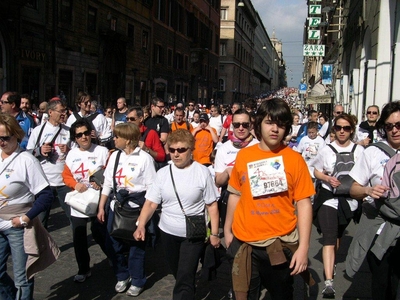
[108,151,141,241]
[169,165,207,240]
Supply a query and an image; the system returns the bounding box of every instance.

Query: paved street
[26,202,372,299]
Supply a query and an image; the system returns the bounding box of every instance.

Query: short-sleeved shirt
[229,144,315,242]
[192,128,217,165]
[145,162,219,237]
[144,116,169,138]
[296,135,326,177]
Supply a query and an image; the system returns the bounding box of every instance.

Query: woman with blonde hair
[97,123,156,297]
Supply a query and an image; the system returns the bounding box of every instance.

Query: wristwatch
[211,233,220,238]
[19,216,28,228]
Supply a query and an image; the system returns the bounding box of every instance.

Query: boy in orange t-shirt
[192,113,218,165]
[224,98,314,300]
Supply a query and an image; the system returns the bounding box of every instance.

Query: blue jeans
[106,209,146,287]
[0,227,34,300]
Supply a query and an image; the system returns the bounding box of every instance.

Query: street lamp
[238,1,244,7]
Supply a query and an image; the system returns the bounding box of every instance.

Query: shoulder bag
[169,165,207,240]
[109,151,141,241]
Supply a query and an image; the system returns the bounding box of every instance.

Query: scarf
[231,134,253,149]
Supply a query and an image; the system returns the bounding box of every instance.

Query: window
[156,0,166,22]
[154,45,163,64]
[87,6,97,32]
[220,9,227,20]
[174,53,183,69]
[142,31,149,49]
[167,49,173,67]
[127,24,134,47]
[220,42,226,56]
[60,0,72,24]
[219,78,225,91]
[110,17,117,31]
[184,55,189,71]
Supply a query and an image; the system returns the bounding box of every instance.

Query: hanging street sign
[303,44,325,57]
[308,30,321,40]
[309,17,321,27]
[309,5,321,15]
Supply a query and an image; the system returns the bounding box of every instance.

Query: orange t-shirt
[229,144,315,242]
[170,121,193,132]
[193,128,217,165]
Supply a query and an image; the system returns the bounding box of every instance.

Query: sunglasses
[333,125,352,132]
[188,104,194,106]
[82,101,91,106]
[0,100,9,105]
[156,105,165,109]
[0,135,13,142]
[168,147,189,154]
[335,111,344,115]
[106,111,112,114]
[367,111,378,115]
[127,117,137,122]
[232,122,251,129]
[75,130,91,138]
[384,122,400,132]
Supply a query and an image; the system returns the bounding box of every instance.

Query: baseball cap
[199,113,209,121]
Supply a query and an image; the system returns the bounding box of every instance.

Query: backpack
[327,143,358,195]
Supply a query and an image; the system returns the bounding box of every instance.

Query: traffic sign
[299,83,307,94]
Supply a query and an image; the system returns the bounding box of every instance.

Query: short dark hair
[254,98,292,140]
[70,118,92,140]
[127,106,144,119]
[4,92,21,107]
[307,121,319,131]
[174,107,184,114]
[20,94,30,101]
[151,97,163,106]
[334,113,356,140]
[376,101,400,139]
[233,108,251,120]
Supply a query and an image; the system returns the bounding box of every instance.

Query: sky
[252,0,307,88]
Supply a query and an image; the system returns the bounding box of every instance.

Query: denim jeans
[0,227,34,300]
[106,209,146,287]
[39,185,71,228]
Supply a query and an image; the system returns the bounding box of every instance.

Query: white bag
[65,188,100,217]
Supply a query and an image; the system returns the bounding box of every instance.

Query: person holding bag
[97,123,156,297]
[134,129,220,300]
[62,118,109,283]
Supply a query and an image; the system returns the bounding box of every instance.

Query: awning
[306,82,332,104]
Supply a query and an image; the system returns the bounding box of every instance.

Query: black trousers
[160,230,205,300]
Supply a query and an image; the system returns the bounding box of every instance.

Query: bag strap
[327,144,338,154]
[327,143,357,154]
[140,128,151,142]
[0,149,24,176]
[169,165,187,216]
[368,142,396,158]
[112,150,122,193]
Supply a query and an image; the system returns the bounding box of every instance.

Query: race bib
[247,156,288,197]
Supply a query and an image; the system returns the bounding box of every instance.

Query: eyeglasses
[127,117,137,122]
[384,122,400,132]
[0,100,9,105]
[75,130,91,138]
[106,111,112,114]
[367,111,378,115]
[156,105,165,109]
[82,101,91,106]
[232,122,251,129]
[168,147,189,154]
[0,135,13,142]
[333,125,352,132]
[52,109,67,114]
[335,111,344,115]
[188,104,194,106]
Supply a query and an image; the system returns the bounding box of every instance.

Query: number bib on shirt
[247,156,288,197]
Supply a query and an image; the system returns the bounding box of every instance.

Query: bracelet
[211,233,220,238]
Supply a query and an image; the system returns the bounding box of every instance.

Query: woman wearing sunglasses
[346,101,400,300]
[312,113,364,298]
[62,118,109,283]
[97,123,156,297]
[133,129,220,300]
[0,113,57,300]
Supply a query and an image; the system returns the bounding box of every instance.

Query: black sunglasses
[333,125,352,132]
[168,147,189,154]
[335,111,344,115]
[232,122,250,129]
[0,135,13,142]
[127,117,137,122]
[75,130,91,138]
[384,122,400,132]
[367,111,378,115]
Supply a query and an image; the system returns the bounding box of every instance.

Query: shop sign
[21,49,46,61]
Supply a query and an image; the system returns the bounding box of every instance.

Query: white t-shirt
[191,121,200,129]
[313,141,364,210]
[66,112,112,142]
[318,122,329,138]
[209,115,226,136]
[102,147,156,200]
[296,135,325,178]
[27,122,70,186]
[0,149,49,229]
[65,144,109,217]
[145,162,219,237]
[214,138,259,174]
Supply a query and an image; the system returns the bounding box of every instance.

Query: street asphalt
[19,201,372,300]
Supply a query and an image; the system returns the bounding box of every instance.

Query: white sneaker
[115,277,131,293]
[322,279,335,298]
[126,285,144,297]
[73,271,91,283]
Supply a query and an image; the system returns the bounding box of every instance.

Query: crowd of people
[0,89,399,300]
